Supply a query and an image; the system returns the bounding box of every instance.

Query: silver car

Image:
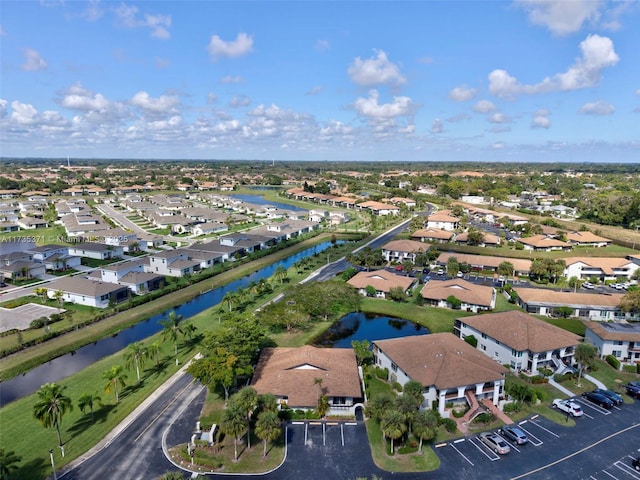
[479,432,511,454]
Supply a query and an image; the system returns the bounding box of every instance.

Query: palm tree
[103,365,127,403]
[0,448,21,480]
[255,411,281,457]
[78,392,102,423]
[235,387,258,449]
[160,310,184,356]
[247,280,258,302]
[313,377,324,406]
[380,409,407,455]
[124,342,148,384]
[575,342,597,387]
[32,383,73,448]
[317,395,330,418]
[258,393,279,414]
[274,264,287,284]
[182,322,197,342]
[220,402,247,462]
[222,292,238,313]
[412,410,438,452]
[34,287,48,304]
[53,290,64,307]
[147,340,163,366]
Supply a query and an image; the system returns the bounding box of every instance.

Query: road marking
[601,469,618,479]
[613,460,640,479]
[453,438,466,444]
[450,443,474,466]
[469,437,499,461]
[510,423,640,479]
[576,398,611,416]
[341,423,344,446]
[345,422,358,426]
[527,419,560,438]
[516,425,543,446]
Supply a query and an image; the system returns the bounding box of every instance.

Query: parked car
[582,282,595,289]
[456,271,464,278]
[395,265,403,271]
[422,268,430,274]
[479,432,511,455]
[436,268,445,275]
[498,425,528,445]
[625,381,640,399]
[593,388,623,406]
[633,456,640,471]
[582,391,614,409]
[552,399,584,417]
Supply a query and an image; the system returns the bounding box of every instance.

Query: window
[481,333,487,339]
[481,344,486,351]
[612,350,622,358]
[391,362,398,372]
[614,341,623,346]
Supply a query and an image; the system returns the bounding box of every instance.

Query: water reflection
[313,311,429,348]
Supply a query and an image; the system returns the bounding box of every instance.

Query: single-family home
[565,231,611,248]
[145,249,200,277]
[347,270,415,299]
[563,257,638,281]
[455,310,580,373]
[583,321,640,366]
[46,277,129,308]
[421,279,496,312]
[381,239,430,264]
[426,211,460,231]
[250,345,363,415]
[68,243,124,260]
[411,228,454,244]
[517,235,572,252]
[373,333,508,417]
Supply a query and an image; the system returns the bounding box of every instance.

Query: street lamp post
[49,449,57,480]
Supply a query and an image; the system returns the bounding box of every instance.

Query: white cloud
[531,108,551,128]
[9,101,67,128]
[473,100,496,113]
[315,39,330,52]
[113,3,171,39]
[130,91,179,113]
[515,0,602,36]
[430,118,444,134]
[635,89,640,96]
[348,50,406,87]
[229,95,251,108]
[351,90,414,119]
[208,32,254,61]
[306,86,322,96]
[491,142,506,149]
[220,75,245,84]
[579,100,615,115]
[489,113,511,124]
[488,34,619,98]
[448,85,477,102]
[446,113,472,123]
[78,0,104,22]
[21,48,48,71]
[60,84,110,111]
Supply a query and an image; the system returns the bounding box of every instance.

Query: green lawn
[0,225,68,245]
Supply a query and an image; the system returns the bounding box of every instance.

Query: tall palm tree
[254,411,281,457]
[258,393,279,414]
[53,290,64,307]
[159,310,184,356]
[103,365,127,403]
[412,410,438,453]
[380,409,407,455]
[0,448,21,480]
[124,342,148,384]
[222,292,238,313]
[78,392,102,423]
[221,402,247,462]
[32,383,73,447]
[274,265,287,284]
[235,387,258,449]
[147,340,163,366]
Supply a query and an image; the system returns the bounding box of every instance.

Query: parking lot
[288,420,360,448]
[432,394,640,480]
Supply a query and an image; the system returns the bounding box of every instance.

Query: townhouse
[421,279,496,312]
[584,321,640,366]
[347,269,415,299]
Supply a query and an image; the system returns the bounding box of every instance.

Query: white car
[457,271,464,278]
[552,399,584,417]
[582,282,595,289]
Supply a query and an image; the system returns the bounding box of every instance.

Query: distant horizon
[2,1,639,163]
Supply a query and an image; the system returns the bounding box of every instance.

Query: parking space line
[304,422,308,444]
[340,423,344,446]
[576,398,611,416]
[517,422,543,446]
[449,442,474,466]
[528,418,560,438]
[469,437,500,461]
[601,469,618,479]
[614,459,640,479]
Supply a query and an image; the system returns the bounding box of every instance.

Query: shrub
[606,355,621,370]
[622,364,636,374]
[503,402,522,413]
[463,335,478,348]
[398,443,419,454]
[373,367,388,380]
[440,418,457,433]
[30,317,47,329]
[392,382,403,392]
[473,413,495,424]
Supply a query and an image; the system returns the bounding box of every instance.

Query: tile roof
[250,346,362,408]
[411,228,454,240]
[421,279,495,307]
[382,239,431,253]
[437,252,532,273]
[566,231,611,244]
[584,321,640,342]
[373,333,507,390]
[459,310,581,352]
[515,287,624,308]
[563,257,633,275]
[347,269,415,293]
[518,235,571,248]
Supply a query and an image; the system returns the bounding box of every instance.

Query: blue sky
[1,0,639,162]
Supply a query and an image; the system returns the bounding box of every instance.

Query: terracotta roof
[421,279,495,307]
[563,257,634,275]
[250,346,362,408]
[515,287,623,308]
[437,252,532,273]
[373,333,507,390]
[518,235,571,248]
[428,212,460,223]
[347,269,415,293]
[382,239,430,253]
[358,201,400,211]
[411,228,454,240]
[584,321,640,342]
[459,310,581,353]
[566,231,611,244]
[455,231,500,245]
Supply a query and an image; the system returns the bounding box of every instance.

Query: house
[565,232,612,248]
[17,217,49,229]
[28,244,82,272]
[388,197,417,209]
[357,201,400,216]
[250,345,363,415]
[420,279,496,312]
[0,251,47,281]
[145,249,200,277]
[563,257,638,281]
[517,235,572,252]
[373,333,508,417]
[46,277,129,308]
[455,311,580,373]
[347,270,415,299]
[426,211,460,231]
[436,252,532,277]
[514,287,627,321]
[381,239,430,264]
[454,231,500,247]
[68,243,124,260]
[411,228,454,244]
[583,321,640,366]
[191,222,228,237]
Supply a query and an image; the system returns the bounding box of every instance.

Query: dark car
[593,388,623,406]
[625,381,640,399]
[498,425,528,445]
[582,391,614,409]
[633,456,640,471]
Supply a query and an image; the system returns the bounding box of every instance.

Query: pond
[0,240,337,406]
[312,311,429,348]
[229,193,307,212]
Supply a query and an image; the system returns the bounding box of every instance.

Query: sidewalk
[548,375,577,397]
